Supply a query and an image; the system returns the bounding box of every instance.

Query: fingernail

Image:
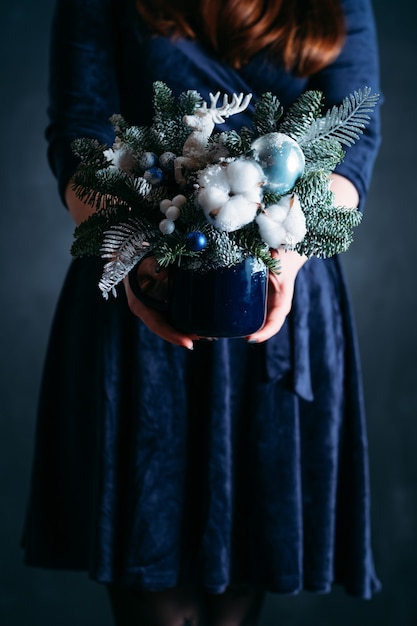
[247,338,258,344]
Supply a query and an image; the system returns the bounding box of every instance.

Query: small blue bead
[139,151,158,170]
[144,166,164,186]
[186,231,207,252]
[159,151,177,172]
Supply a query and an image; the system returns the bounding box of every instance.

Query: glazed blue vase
[170,257,268,337]
[129,256,268,338]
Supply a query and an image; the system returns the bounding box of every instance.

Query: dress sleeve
[46,0,120,206]
[307,0,382,210]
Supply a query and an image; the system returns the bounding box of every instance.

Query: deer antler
[206,92,252,124]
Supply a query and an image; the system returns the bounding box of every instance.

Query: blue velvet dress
[23,0,382,598]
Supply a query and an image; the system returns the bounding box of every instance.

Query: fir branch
[177,90,204,117]
[97,218,157,298]
[153,230,189,267]
[205,228,244,268]
[294,170,334,209]
[71,138,109,168]
[151,82,191,153]
[232,223,281,273]
[153,81,177,121]
[302,138,345,174]
[100,218,155,261]
[299,87,379,147]
[72,166,154,212]
[252,92,283,136]
[98,258,136,299]
[278,90,324,140]
[297,205,362,258]
[208,130,251,158]
[71,212,113,258]
[109,114,130,135]
[122,125,152,155]
[263,190,285,207]
[70,204,146,257]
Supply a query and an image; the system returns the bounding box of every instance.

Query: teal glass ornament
[250,132,305,194]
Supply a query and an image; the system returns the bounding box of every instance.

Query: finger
[246,309,287,343]
[246,275,291,343]
[129,297,198,349]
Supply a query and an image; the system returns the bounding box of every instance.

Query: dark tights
[107,583,265,626]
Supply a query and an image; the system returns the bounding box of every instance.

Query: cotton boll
[198,163,229,191]
[226,159,265,194]
[264,203,289,224]
[213,195,258,232]
[243,187,263,204]
[257,194,306,248]
[256,212,288,248]
[282,195,306,244]
[198,186,230,216]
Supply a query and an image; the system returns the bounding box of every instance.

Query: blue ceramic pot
[170,257,268,337]
[129,256,268,338]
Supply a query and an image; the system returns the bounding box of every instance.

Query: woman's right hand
[65,183,197,349]
[123,258,198,350]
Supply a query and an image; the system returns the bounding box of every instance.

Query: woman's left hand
[246,248,307,343]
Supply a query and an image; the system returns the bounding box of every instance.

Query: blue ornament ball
[144,166,164,186]
[250,132,305,194]
[159,151,177,173]
[186,231,207,252]
[139,151,158,170]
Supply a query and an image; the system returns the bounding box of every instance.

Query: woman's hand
[246,248,307,343]
[246,174,358,343]
[123,257,198,350]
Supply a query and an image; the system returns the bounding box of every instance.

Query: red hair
[135,0,346,77]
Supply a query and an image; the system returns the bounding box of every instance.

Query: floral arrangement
[70,82,378,298]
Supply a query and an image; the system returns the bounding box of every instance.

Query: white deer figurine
[174,91,252,184]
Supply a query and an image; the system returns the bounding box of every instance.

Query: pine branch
[299,87,379,147]
[278,90,324,140]
[263,190,285,207]
[71,138,110,168]
[71,204,145,257]
[302,138,345,174]
[72,166,154,210]
[120,124,152,156]
[98,258,136,299]
[71,212,113,258]
[297,205,362,258]
[208,130,251,158]
[252,92,283,136]
[153,230,189,267]
[151,82,192,153]
[100,218,155,261]
[294,170,334,209]
[97,218,157,297]
[232,224,281,273]
[177,90,204,117]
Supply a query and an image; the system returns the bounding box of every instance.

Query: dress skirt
[22,254,381,598]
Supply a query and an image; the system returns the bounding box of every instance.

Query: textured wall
[1,1,416,624]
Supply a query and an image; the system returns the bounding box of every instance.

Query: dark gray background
[1,1,416,624]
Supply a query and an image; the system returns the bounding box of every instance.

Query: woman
[23,0,382,624]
